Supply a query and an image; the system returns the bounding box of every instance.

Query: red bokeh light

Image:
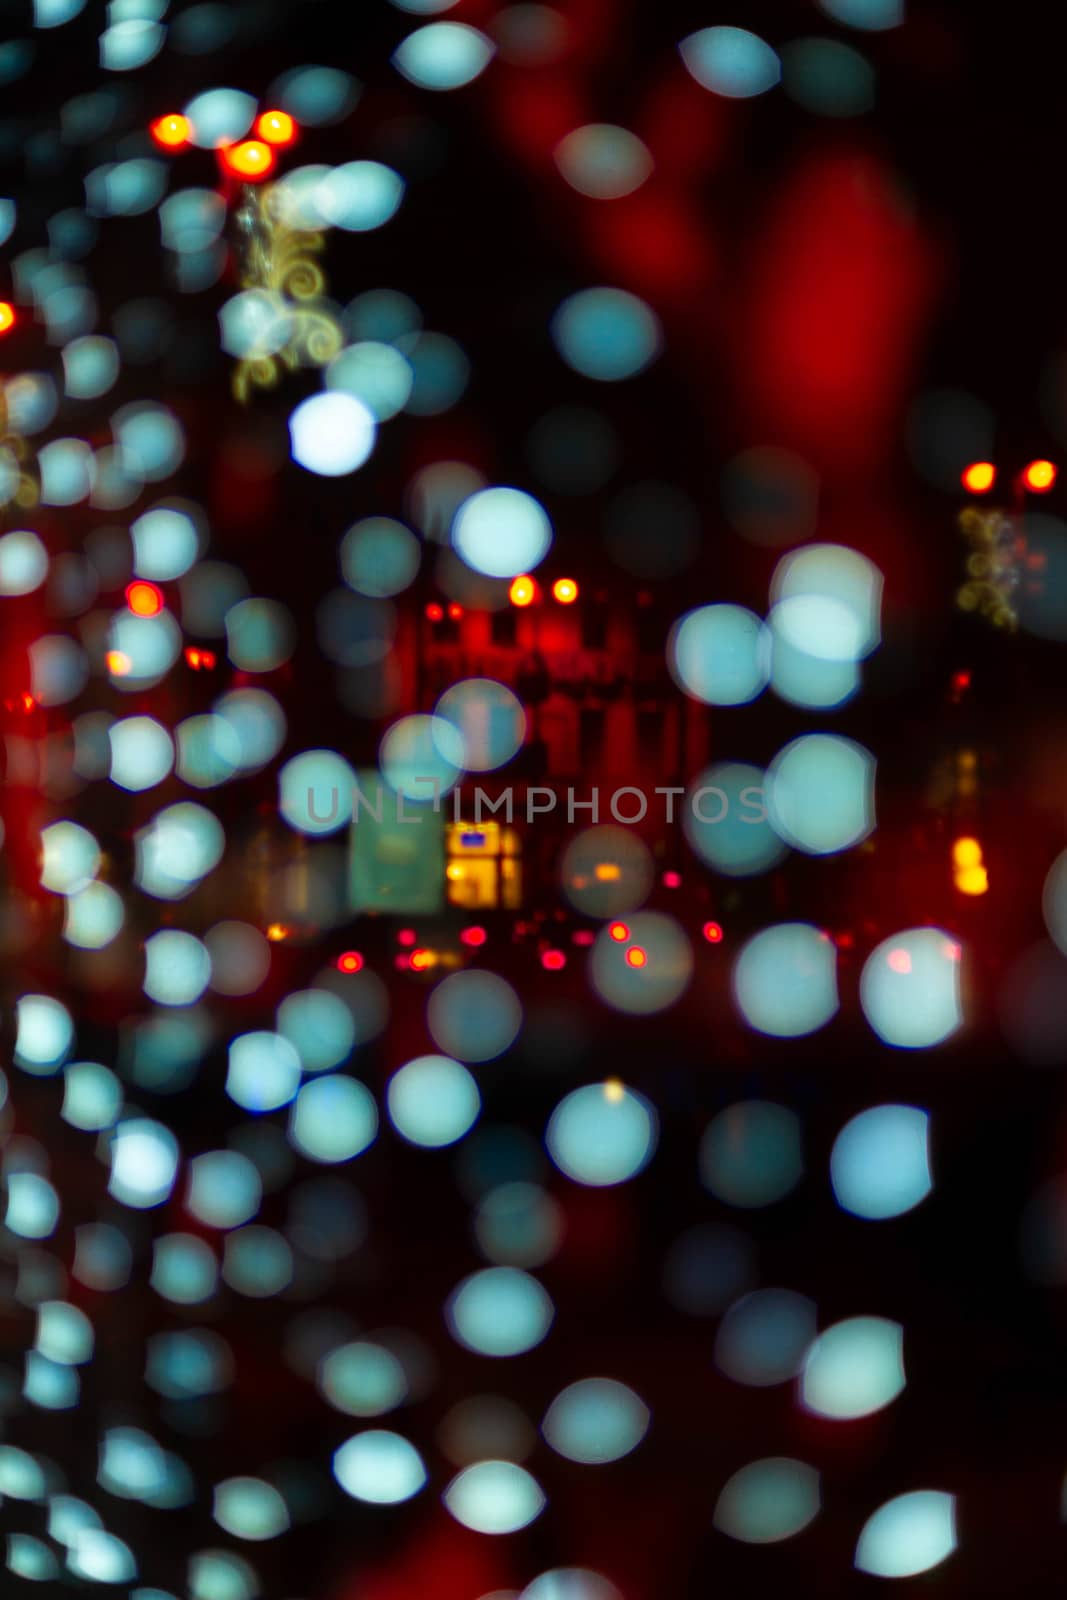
[460,926,487,947]
[1023,459,1057,492]
[256,109,297,146]
[220,140,275,180]
[703,921,724,943]
[126,580,164,617]
[961,461,996,493]
[150,113,191,149]
[542,949,566,970]
[336,951,364,974]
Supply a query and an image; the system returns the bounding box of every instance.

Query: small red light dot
[336,951,364,974]
[460,926,487,947]
[425,603,444,622]
[542,949,566,971]
[662,870,681,888]
[609,922,630,942]
[397,929,417,947]
[703,921,723,943]
[448,603,464,620]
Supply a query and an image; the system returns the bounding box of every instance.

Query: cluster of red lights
[425,602,464,623]
[150,108,298,183]
[607,921,648,968]
[509,576,579,608]
[962,460,1058,494]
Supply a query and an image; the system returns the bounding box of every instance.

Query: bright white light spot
[547,1083,657,1186]
[0,530,48,595]
[766,734,876,855]
[669,604,770,706]
[393,21,494,89]
[453,486,552,578]
[333,1431,427,1503]
[108,1118,179,1208]
[444,1461,545,1534]
[831,1105,932,1219]
[855,1490,957,1578]
[733,924,838,1037]
[802,1316,905,1419]
[289,392,376,477]
[860,929,963,1048]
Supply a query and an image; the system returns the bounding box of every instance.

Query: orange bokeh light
[220,140,275,180]
[336,951,364,974]
[625,946,647,969]
[0,302,16,335]
[105,650,131,676]
[961,461,996,493]
[703,921,724,943]
[151,113,191,149]
[1024,459,1057,492]
[256,109,297,146]
[609,922,630,942]
[126,580,164,617]
[509,575,536,607]
[553,577,579,604]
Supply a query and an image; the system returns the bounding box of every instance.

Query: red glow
[735,154,939,472]
[397,928,417,948]
[447,602,464,620]
[662,870,681,888]
[703,921,723,944]
[626,946,647,969]
[336,951,364,974]
[220,140,275,180]
[126,580,164,617]
[1023,459,1057,492]
[572,930,595,947]
[609,922,630,942]
[256,109,297,146]
[185,647,217,670]
[962,461,996,493]
[425,603,444,622]
[0,302,16,335]
[460,926,487,947]
[409,948,433,971]
[150,113,191,149]
[888,948,912,974]
[542,949,566,971]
